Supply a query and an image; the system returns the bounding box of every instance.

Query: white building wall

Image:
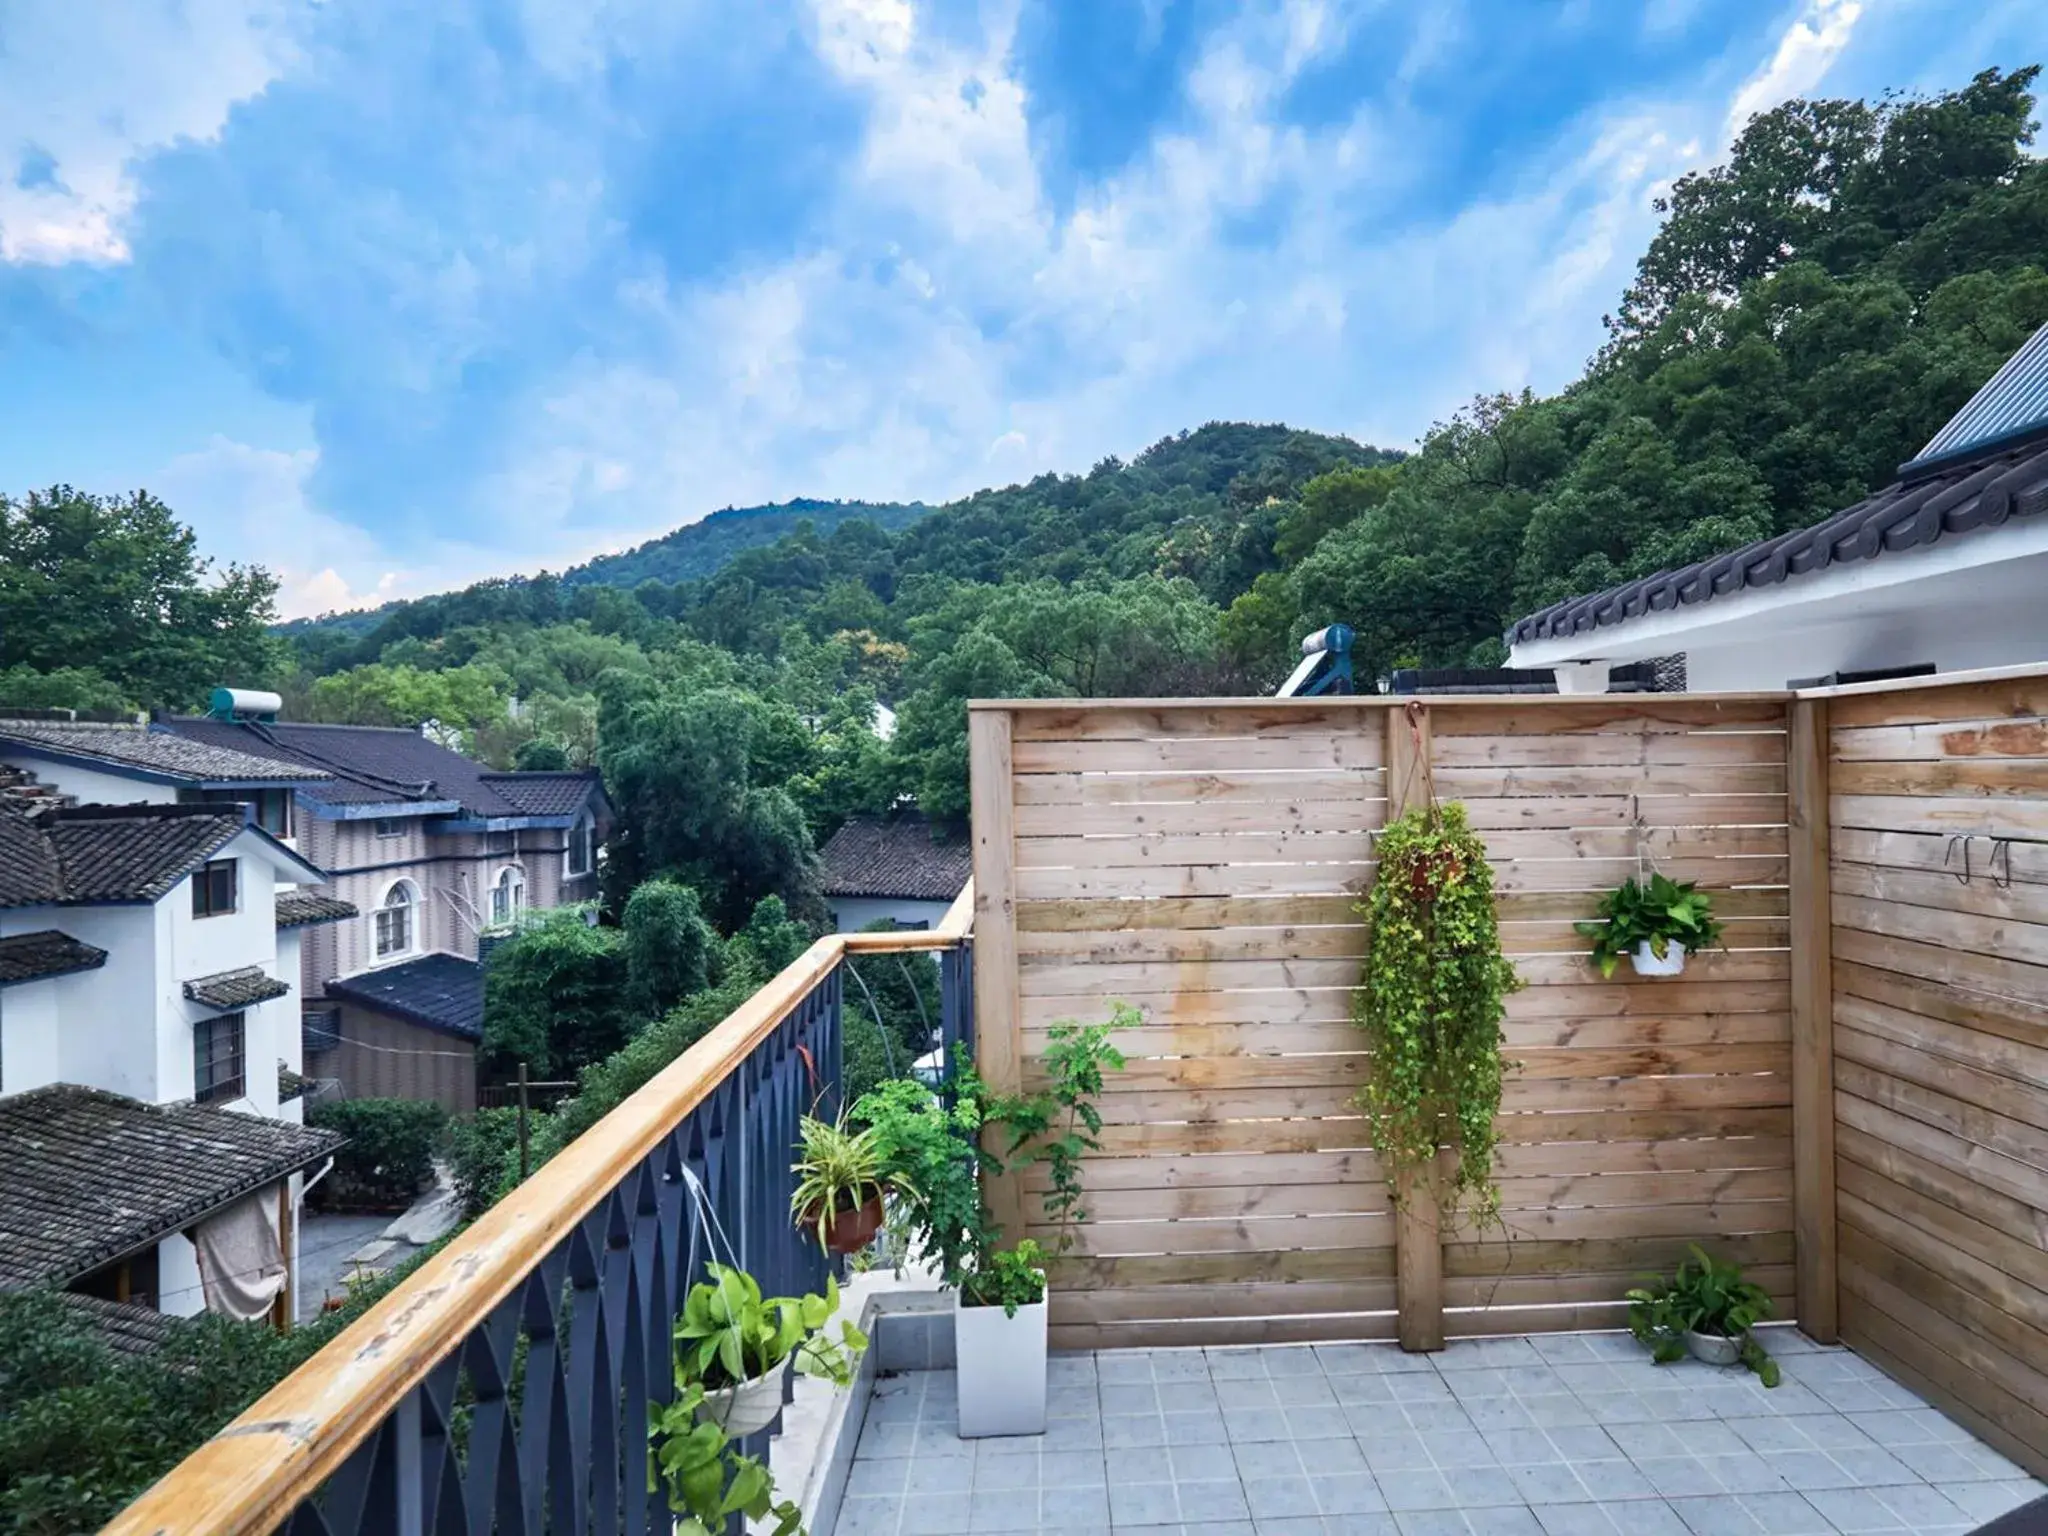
[0,756,178,806]
[46,904,165,1101]
[828,896,958,933]
[0,967,63,1094]
[157,1232,205,1319]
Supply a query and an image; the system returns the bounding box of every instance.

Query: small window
[567,813,595,877]
[194,1013,247,1104]
[374,818,404,839]
[257,789,293,838]
[490,866,525,927]
[375,881,416,958]
[192,859,238,919]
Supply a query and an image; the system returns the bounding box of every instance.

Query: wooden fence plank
[969,707,1027,1249]
[1789,696,1837,1342]
[1434,764,1788,797]
[1832,825,2048,886]
[1833,793,2048,838]
[1013,734,1385,775]
[1430,731,1787,769]
[1827,678,2048,730]
[1830,757,2048,798]
[1013,769,1385,808]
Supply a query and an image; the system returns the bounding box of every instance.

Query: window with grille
[191,859,238,919]
[194,1013,246,1104]
[375,882,416,958]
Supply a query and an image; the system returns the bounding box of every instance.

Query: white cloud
[1725,0,1864,142]
[0,0,299,263]
[153,436,476,618]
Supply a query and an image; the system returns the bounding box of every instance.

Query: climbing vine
[1352,801,1519,1222]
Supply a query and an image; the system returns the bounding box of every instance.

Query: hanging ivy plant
[1352,801,1520,1222]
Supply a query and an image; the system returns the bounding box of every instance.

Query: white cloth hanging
[190,1192,288,1321]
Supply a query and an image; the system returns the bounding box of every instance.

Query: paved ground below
[834,1329,2044,1535]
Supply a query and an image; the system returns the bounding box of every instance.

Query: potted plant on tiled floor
[1626,1244,1782,1386]
[854,1014,1125,1438]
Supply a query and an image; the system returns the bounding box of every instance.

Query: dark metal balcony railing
[106,894,974,1536]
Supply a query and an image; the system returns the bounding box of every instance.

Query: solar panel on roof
[1910,321,2048,469]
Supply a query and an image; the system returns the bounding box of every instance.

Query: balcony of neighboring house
[104,674,2048,1536]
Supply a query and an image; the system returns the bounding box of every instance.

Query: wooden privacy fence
[1811,673,2048,1480]
[969,695,1799,1355]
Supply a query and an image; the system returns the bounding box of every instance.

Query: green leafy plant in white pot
[856,1014,1126,1439]
[1626,1245,1780,1386]
[669,1264,866,1436]
[1577,873,1724,978]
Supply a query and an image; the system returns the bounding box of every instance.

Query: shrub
[480,907,629,1078]
[306,1097,448,1211]
[445,1108,523,1219]
[0,1241,448,1534]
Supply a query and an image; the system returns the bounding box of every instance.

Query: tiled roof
[0,1084,343,1290]
[183,966,291,1009]
[0,811,64,905]
[0,930,109,986]
[325,953,486,1041]
[478,771,602,817]
[1509,440,2048,648]
[818,814,972,901]
[55,1292,185,1356]
[161,717,608,821]
[0,721,330,784]
[0,805,247,909]
[276,890,359,929]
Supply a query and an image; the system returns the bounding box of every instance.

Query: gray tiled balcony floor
[837,1330,2044,1536]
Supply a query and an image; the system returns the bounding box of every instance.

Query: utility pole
[517,1061,531,1181]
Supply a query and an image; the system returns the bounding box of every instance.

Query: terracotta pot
[804,1190,886,1255]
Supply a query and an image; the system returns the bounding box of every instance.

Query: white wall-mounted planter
[1630,940,1687,977]
[954,1284,1047,1438]
[1552,661,1612,695]
[697,1356,790,1437]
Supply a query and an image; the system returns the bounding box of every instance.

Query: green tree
[305,662,512,749]
[0,487,283,710]
[597,684,819,926]
[623,878,717,1017]
[480,908,629,1078]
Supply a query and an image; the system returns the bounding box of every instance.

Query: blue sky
[2,1,2044,617]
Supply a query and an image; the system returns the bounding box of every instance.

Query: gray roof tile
[0,721,329,783]
[0,805,248,909]
[0,1084,342,1290]
[0,930,109,986]
[276,890,359,929]
[326,953,485,1041]
[818,814,972,902]
[182,966,291,1010]
[1509,440,2048,648]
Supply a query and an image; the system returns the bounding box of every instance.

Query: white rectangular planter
[954,1286,1048,1438]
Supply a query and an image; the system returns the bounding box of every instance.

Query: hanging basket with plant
[1352,801,1519,1223]
[790,1110,915,1255]
[1576,872,1723,978]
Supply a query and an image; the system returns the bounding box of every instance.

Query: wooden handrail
[105,920,971,1536]
[837,878,976,951]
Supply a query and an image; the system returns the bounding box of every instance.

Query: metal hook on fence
[1990,838,2014,892]
[1945,833,1977,886]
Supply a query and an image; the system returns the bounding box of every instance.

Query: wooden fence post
[969,706,1028,1248]
[1386,702,1445,1353]
[1788,696,1838,1343]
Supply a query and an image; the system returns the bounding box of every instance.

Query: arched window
[490,865,526,927]
[567,811,597,877]
[375,880,418,959]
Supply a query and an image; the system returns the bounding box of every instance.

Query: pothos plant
[1576,873,1724,977]
[1626,1245,1781,1387]
[1352,802,1520,1222]
[649,1386,802,1536]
